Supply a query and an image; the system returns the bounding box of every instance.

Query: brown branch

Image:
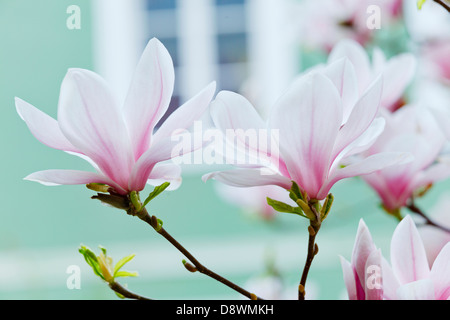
[406,200,450,233]
[433,0,450,13]
[109,281,152,300]
[298,205,321,300]
[137,209,262,301]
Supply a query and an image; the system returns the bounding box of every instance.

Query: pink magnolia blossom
[361,105,450,212]
[16,38,216,195]
[298,0,404,52]
[329,39,416,112]
[203,57,411,200]
[341,215,450,300]
[420,40,450,84]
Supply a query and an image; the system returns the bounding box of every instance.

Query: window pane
[217,33,247,64]
[146,0,177,10]
[215,0,245,6]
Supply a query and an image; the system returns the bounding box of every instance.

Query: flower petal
[364,249,384,300]
[319,151,413,200]
[57,68,133,189]
[202,168,292,189]
[270,73,342,198]
[351,219,377,289]
[25,169,127,194]
[339,256,358,300]
[430,243,450,300]
[328,39,372,94]
[153,81,216,142]
[391,215,431,285]
[15,97,79,152]
[123,38,175,159]
[396,279,436,300]
[147,163,182,191]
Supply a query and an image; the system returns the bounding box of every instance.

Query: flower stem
[298,205,321,300]
[109,281,152,300]
[138,208,263,301]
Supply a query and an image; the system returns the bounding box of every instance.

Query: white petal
[391,215,431,285]
[123,38,175,159]
[15,97,78,152]
[58,68,133,188]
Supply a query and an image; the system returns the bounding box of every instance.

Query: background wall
[0,0,449,300]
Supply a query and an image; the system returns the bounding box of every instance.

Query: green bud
[91,193,130,210]
[320,194,334,221]
[129,191,142,212]
[86,183,110,193]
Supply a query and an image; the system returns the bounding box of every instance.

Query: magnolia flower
[361,105,450,213]
[298,0,404,52]
[341,215,450,300]
[329,39,416,112]
[420,40,450,84]
[204,57,411,201]
[16,38,216,195]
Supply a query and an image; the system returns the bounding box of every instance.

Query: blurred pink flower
[204,57,411,200]
[329,39,416,112]
[420,40,450,84]
[298,0,404,52]
[361,105,450,212]
[341,215,450,300]
[17,38,216,195]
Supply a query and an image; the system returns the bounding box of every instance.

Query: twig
[298,205,321,300]
[109,281,152,300]
[407,200,450,233]
[433,0,450,13]
[137,209,262,301]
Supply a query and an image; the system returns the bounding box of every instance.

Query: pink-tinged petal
[381,257,400,300]
[430,243,450,300]
[322,58,359,123]
[364,249,384,300]
[153,82,216,142]
[270,73,342,198]
[351,219,377,288]
[378,53,416,111]
[396,279,436,300]
[209,90,282,169]
[339,256,358,300]
[57,68,133,190]
[410,162,450,193]
[15,97,79,152]
[146,163,182,191]
[332,76,383,160]
[328,39,372,93]
[123,38,175,159]
[318,151,413,200]
[25,169,127,194]
[391,215,431,285]
[202,168,292,190]
[128,136,179,191]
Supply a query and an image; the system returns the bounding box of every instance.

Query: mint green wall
[1,1,448,300]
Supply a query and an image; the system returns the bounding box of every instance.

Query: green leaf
[266,197,307,218]
[288,181,302,202]
[320,194,334,221]
[113,254,136,277]
[142,182,171,207]
[417,0,427,9]
[114,270,139,278]
[78,245,105,280]
[114,291,126,299]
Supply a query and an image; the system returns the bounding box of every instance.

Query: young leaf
[113,254,136,277]
[266,197,307,218]
[142,182,171,207]
[114,270,139,278]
